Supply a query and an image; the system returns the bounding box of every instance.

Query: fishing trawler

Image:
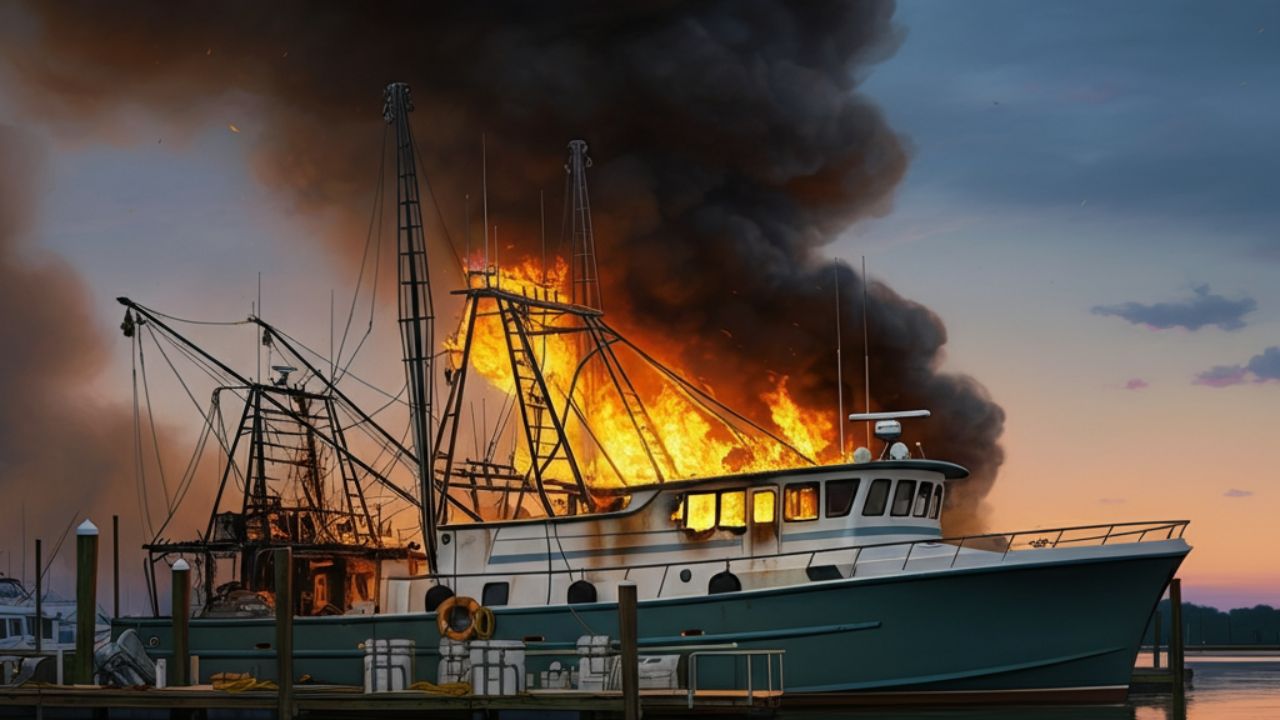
[111,82,1190,704]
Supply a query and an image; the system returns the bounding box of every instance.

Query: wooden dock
[0,684,782,718]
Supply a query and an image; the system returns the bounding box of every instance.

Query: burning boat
[111,83,1189,703]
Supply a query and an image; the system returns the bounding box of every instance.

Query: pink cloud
[1124,378,1149,390]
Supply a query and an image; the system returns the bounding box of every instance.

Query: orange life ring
[436,595,481,641]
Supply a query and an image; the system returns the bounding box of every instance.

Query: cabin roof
[591,458,969,497]
[441,459,967,530]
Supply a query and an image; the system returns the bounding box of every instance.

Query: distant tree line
[1145,600,1280,645]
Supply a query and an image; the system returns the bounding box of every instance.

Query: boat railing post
[746,652,753,704]
[848,547,862,578]
[950,536,966,568]
[1101,524,1115,546]
[74,519,99,684]
[1000,532,1017,561]
[1052,529,1065,548]
[901,542,915,571]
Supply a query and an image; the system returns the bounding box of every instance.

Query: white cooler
[469,640,526,695]
[363,638,415,692]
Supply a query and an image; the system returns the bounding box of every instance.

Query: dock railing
[686,648,784,709]
[392,519,1189,599]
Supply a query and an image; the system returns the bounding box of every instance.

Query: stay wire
[334,124,389,383]
[136,337,173,510]
[131,337,157,540]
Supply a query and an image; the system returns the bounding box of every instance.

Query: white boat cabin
[386,459,967,612]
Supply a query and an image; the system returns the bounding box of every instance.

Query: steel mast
[383,82,438,569]
[565,139,603,310]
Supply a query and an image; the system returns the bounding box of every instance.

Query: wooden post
[34,539,42,654]
[112,515,120,619]
[74,519,99,684]
[171,559,191,686]
[618,581,640,720]
[1152,610,1162,669]
[274,547,294,719]
[1169,578,1184,693]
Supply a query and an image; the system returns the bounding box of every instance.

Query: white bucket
[468,640,525,695]
[363,638,415,693]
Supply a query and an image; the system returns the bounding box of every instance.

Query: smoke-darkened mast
[383,82,437,569]
[565,140,603,310]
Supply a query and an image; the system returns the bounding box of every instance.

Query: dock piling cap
[173,559,190,572]
[76,519,99,536]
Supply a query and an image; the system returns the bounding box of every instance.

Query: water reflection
[776,656,1279,720]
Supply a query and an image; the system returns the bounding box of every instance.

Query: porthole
[679,569,692,583]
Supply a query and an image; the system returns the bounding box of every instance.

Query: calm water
[778,655,1280,720]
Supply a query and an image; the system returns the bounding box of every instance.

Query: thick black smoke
[0,1,1004,530]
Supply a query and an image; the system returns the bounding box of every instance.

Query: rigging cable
[333,123,389,384]
[130,336,157,540]
[136,336,173,510]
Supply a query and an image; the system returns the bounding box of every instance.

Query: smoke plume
[0,124,197,607]
[1,1,1004,530]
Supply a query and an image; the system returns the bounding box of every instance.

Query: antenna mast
[835,264,845,460]
[383,82,438,569]
[565,139,603,309]
[862,255,871,447]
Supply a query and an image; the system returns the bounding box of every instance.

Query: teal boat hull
[113,547,1185,703]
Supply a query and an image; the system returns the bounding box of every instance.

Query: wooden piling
[74,520,99,685]
[618,581,640,720]
[1152,610,1162,669]
[34,539,42,654]
[112,515,120,619]
[274,547,294,720]
[171,559,191,686]
[1169,578,1185,693]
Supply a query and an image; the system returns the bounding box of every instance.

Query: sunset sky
[0,1,1276,610]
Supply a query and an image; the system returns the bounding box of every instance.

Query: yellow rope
[408,680,472,696]
[212,676,279,692]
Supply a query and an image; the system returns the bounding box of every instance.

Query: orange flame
[445,256,842,502]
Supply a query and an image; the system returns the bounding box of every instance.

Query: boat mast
[565,140,603,310]
[383,82,438,569]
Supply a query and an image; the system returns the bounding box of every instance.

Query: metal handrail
[391,519,1189,588]
[686,649,785,709]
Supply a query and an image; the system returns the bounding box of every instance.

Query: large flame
[444,256,844,500]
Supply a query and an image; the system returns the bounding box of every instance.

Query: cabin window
[719,490,746,530]
[783,483,820,522]
[675,490,750,532]
[752,490,776,524]
[913,482,934,518]
[862,479,891,516]
[482,582,510,607]
[826,478,860,518]
[930,485,944,519]
[6,618,19,638]
[891,480,917,517]
[684,492,717,532]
